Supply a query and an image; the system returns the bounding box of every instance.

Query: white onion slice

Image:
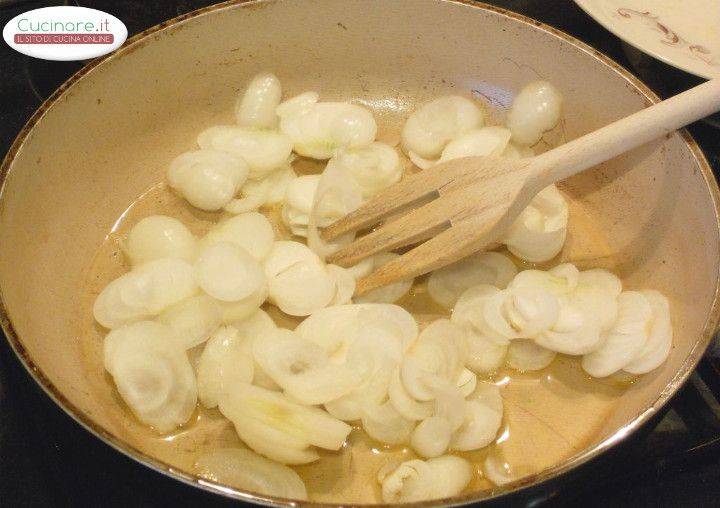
[195,242,266,302]
[167,149,248,211]
[438,126,512,163]
[507,80,563,146]
[307,157,364,259]
[428,251,517,308]
[263,241,335,316]
[401,319,467,401]
[125,215,196,266]
[158,295,222,349]
[401,96,484,159]
[329,142,403,198]
[388,367,434,421]
[215,283,268,324]
[280,101,377,159]
[456,368,478,397]
[276,92,319,118]
[225,412,319,465]
[361,400,415,445]
[195,448,307,500]
[235,72,282,129]
[506,339,556,371]
[582,291,652,377]
[219,383,352,451]
[225,164,297,213]
[424,455,474,498]
[464,329,508,375]
[624,290,673,374]
[197,125,293,179]
[327,264,356,305]
[411,416,453,458]
[504,184,568,263]
[281,175,320,237]
[451,284,508,344]
[379,459,435,502]
[197,325,255,408]
[199,212,275,261]
[103,321,196,432]
[450,382,503,451]
[94,258,198,329]
[253,328,358,404]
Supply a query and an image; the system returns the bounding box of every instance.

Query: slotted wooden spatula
[322,79,720,296]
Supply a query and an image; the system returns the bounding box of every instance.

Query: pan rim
[0,0,718,506]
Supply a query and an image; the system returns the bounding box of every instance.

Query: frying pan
[0,0,718,505]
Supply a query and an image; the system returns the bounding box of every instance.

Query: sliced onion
[388,367,434,421]
[235,72,282,129]
[408,150,436,170]
[295,303,417,363]
[276,92,319,118]
[428,251,517,308]
[401,319,467,401]
[253,328,358,404]
[450,382,502,451]
[380,459,435,502]
[307,157,364,259]
[329,142,403,198]
[219,383,352,451]
[103,321,196,432]
[224,412,319,465]
[411,416,453,458]
[281,175,320,237]
[401,96,484,159]
[438,126,511,163]
[195,242,266,302]
[327,264,356,305]
[507,80,563,146]
[582,291,652,377]
[572,268,623,331]
[195,447,307,500]
[624,290,673,374]
[263,242,334,317]
[506,339,556,371]
[197,125,293,178]
[504,184,568,263]
[199,212,275,261]
[167,149,248,211]
[214,283,268,325]
[451,284,508,344]
[226,164,297,213]
[456,368,478,397]
[361,400,415,445]
[158,295,222,349]
[425,455,474,497]
[125,215,196,266]
[280,101,377,159]
[94,258,198,329]
[197,325,255,408]
[264,241,335,316]
[463,329,508,375]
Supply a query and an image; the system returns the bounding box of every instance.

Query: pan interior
[0,0,717,504]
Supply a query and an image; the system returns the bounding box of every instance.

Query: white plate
[573,0,720,79]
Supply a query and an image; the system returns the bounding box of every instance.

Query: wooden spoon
[322,79,720,296]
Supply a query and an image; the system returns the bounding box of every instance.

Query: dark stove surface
[1,1,720,507]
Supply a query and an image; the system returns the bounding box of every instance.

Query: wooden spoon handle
[530,79,720,186]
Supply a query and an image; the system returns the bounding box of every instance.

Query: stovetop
[1,1,720,507]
